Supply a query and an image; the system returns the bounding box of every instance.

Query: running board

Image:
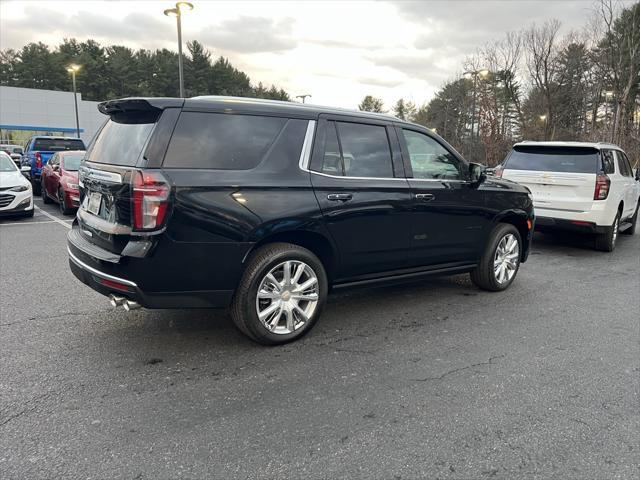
[618,221,633,232]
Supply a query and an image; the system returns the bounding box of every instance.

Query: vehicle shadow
[531,230,598,252]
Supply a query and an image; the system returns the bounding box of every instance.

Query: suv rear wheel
[231,243,328,345]
[470,223,522,292]
[595,211,620,252]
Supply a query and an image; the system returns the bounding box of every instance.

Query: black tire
[621,201,638,236]
[32,179,41,196]
[470,223,522,292]
[230,242,328,345]
[594,211,620,252]
[58,188,73,215]
[41,180,51,203]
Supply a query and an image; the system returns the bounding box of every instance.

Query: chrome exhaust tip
[109,294,125,307]
[123,300,141,311]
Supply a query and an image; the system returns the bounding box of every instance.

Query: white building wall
[0,86,106,142]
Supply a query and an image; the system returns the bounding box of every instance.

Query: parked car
[22,136,86,194]
[497,141,640,251]
[0,144,24,165]
[0,151,33,218]
[40,150,85,215]
[68,96,534,345]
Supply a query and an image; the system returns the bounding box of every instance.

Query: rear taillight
[494,165,503,178]
[35,152,42,169]
[594,172,610,200]
[132,170,170,231]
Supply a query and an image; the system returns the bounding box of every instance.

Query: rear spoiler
[98,98,184,122]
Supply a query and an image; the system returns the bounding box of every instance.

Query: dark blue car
[22,136,85,194]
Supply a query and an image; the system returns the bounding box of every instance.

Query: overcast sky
[0,1,614,108]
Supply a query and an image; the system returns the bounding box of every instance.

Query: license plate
[87,191,102,215]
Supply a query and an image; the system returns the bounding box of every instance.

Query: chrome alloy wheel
[493,233,520,285]
[612,216,619,246]
[255,260,319,335]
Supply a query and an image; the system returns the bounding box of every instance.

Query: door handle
[327,193,353,202]
[414,193,435,201]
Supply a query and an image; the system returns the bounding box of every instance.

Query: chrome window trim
[80,166,123,184]
[298,119,468,184]
[68,247,138,287]
[298,120,316,171]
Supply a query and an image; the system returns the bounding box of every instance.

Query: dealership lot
[1,199,638,479]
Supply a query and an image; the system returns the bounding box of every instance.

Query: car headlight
[9,185,29,192]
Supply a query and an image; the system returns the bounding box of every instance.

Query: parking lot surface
[1,198,638,479]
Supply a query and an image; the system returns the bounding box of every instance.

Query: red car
[41,150,84,214]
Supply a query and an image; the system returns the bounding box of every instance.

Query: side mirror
[20,166,31,179]
[469,162,487,185]
[52,164,60,171]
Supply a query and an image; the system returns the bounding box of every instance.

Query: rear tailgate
[75,99,182,255]
[502,146,599,213]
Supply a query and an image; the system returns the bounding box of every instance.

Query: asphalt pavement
[1,197,638,479]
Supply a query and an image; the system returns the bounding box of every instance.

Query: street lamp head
[176,2,194,12]
[539,115,547,121]
[66,64,81,73]
[164,7,179,17]
[604,90,614,98]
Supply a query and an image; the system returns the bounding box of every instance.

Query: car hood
[0,170,30,188]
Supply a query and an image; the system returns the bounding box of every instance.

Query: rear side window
[615,151,632,177]
[505,147,600,174]
[336,122,393,178]
[602,150,615,174]
[87,119,154,167]
[33,138,85,151]
[164,112,287,170]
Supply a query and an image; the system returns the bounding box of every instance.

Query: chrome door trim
[298,120,316,171]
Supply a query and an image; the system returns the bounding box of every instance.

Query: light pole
[539,114,547,140]
[603,90,614,142]
[464,69,489,140]
[296,94,311,104]
[164,2,194,98]
[66,64,81,138]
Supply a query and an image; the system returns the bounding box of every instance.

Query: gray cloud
[366,53,451,85]
[198,16,297,54]
[357,76,404,88]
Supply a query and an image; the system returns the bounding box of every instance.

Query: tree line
[360,0,640,165]
[0,39,289,102]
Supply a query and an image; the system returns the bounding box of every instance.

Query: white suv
[497,141,639,251]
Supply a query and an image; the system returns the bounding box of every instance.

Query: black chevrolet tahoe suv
[68,96,534,344]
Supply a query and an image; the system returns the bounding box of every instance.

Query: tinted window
[33,138,85,151]
[622,153,635,177]
[87,120,154,167]
[506,147,600,173]
[336,122,393,178]
[402,130,461,180]
[164,112,287,170]
[602,150,615,174]
[320,122,343,175]
[615,151,632,177]
[62,152,85,171]
[12,147,23,154]
[0,152,16,171]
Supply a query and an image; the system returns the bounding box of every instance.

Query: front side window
[402,130,461,180]
[335,122,393,178]
[164,112,287,170]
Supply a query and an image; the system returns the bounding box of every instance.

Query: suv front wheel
[231,243,328,345]
[471,223,522,292]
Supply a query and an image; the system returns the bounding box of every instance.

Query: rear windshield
[33,138,86,151]
[163,112,287,170]
[87,119,154,167]
[62,152,85,171]
[505,147,600,173]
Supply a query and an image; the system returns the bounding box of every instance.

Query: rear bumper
[534,202,613,227]
[535,216,608,234]
[68,247,233,308]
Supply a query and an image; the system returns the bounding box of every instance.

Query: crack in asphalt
[0,309,112,327]
[411,354,505,382]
